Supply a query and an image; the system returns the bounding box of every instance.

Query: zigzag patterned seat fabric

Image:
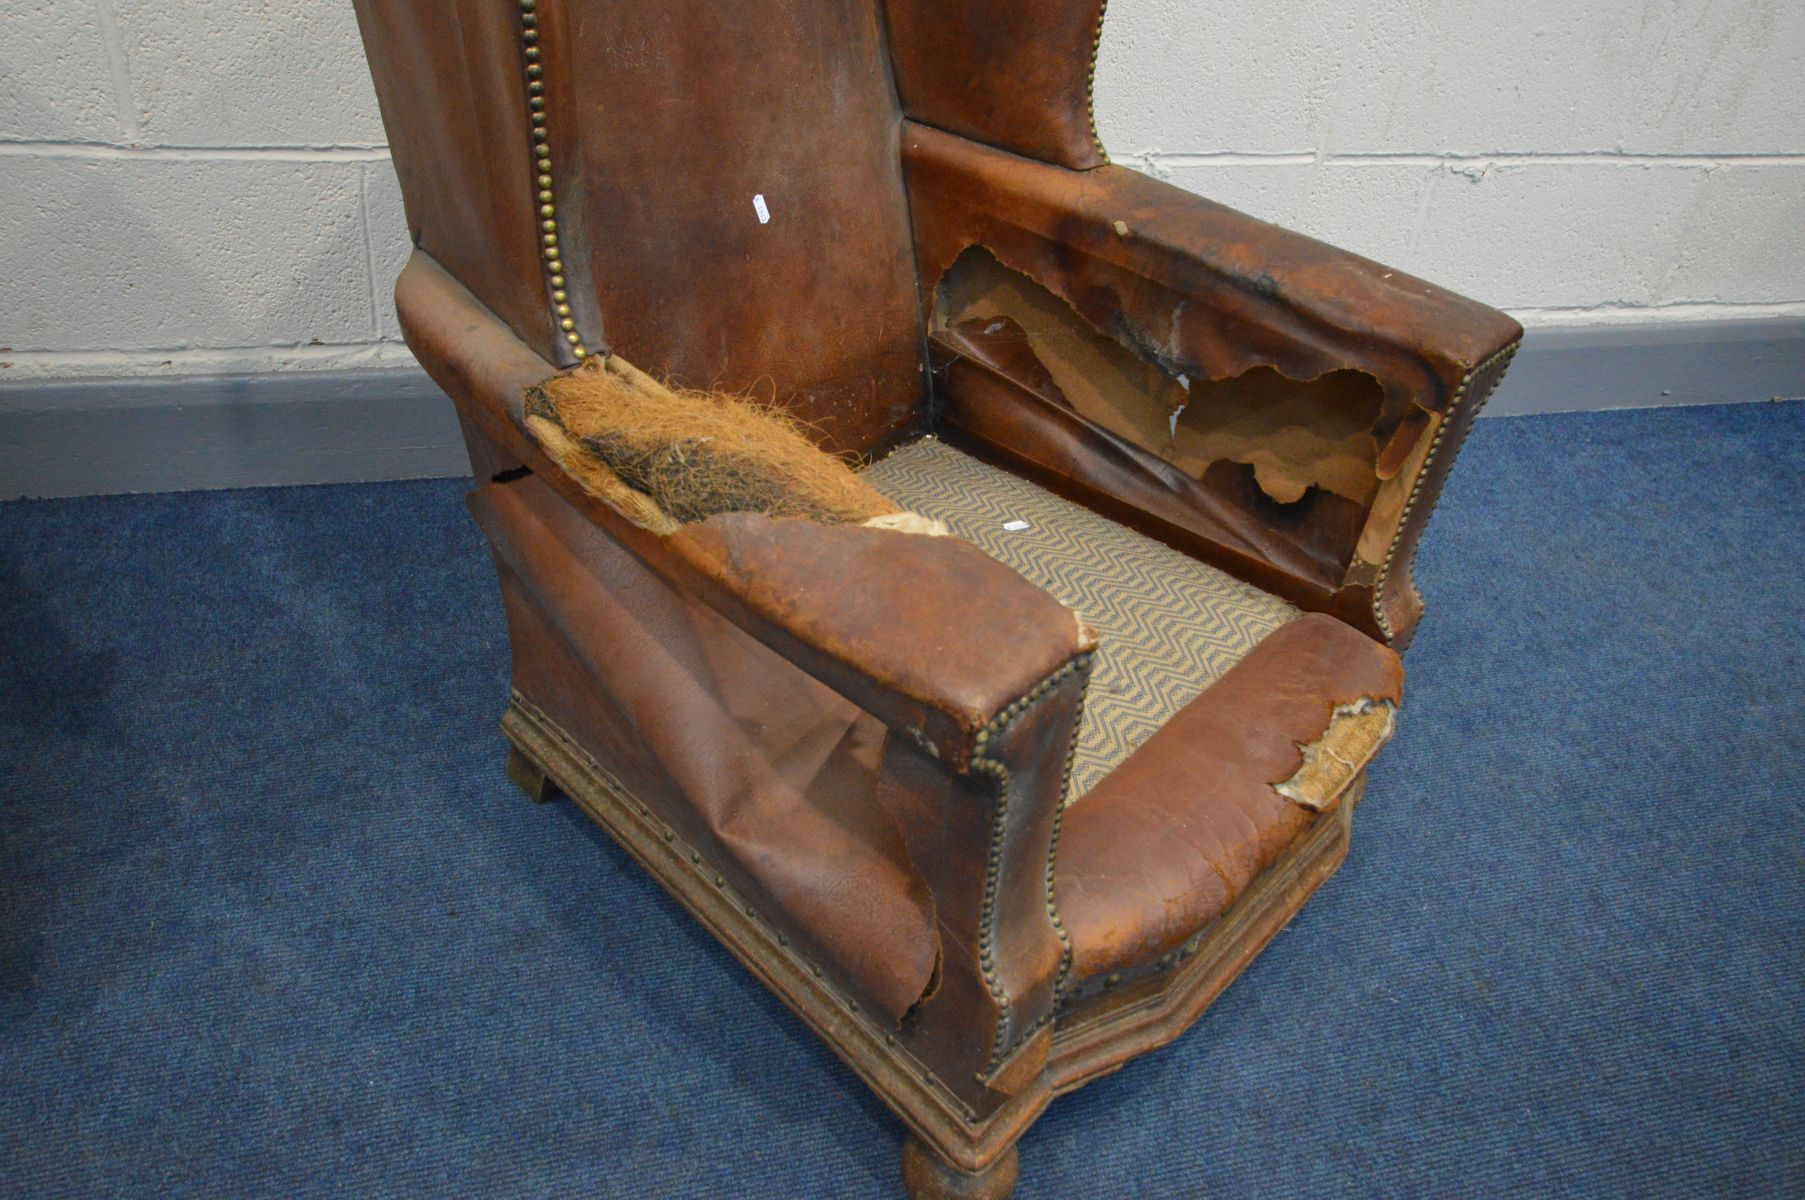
[864,438,1299,802]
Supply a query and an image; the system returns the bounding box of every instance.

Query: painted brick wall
[0,0,408,380]
[1,0,1800,382]
[1094,0,1805,326]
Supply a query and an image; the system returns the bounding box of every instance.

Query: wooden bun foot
[506,744,558,803]
[901,1136,1018,1200]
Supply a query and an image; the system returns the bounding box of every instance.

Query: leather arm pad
[900,122,1523,644]
[670,515,1095,770]
[902,120,1522,416]
[397,249,1096,768]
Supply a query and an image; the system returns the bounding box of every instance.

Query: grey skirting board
[0,369,470,500]
[2,317,1801,499]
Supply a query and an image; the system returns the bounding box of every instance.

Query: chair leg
[506,743,559,804]
[901,1136,1018,1200]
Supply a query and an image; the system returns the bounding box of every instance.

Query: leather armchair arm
[901,121,1522,644]
[398,249,1096,769]
[406,248,1089,1116]
[671,514,1095,770]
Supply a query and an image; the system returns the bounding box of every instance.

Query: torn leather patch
[1274,698,1396,811]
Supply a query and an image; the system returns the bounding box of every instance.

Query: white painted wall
[1,0,1800,381]
[1094,0,1805,327]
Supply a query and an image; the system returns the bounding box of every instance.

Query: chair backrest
[354,0,927,455]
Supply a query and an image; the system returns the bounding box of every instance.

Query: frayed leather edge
[1273,697,1396,812]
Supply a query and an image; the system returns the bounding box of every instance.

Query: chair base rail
[501,690,1361,1197]
[499,692,1042,1174]
[1048,787,1358,1093]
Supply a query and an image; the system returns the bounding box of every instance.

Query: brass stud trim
[1370,339,1519,639]
[967,649,1092,1071]
[1084,1,1111,165]
[968,754,1014,1070]
[515,0,590,362]
[1044,659,1090,999]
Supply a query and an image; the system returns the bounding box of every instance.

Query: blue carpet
[1,402,1800,1198]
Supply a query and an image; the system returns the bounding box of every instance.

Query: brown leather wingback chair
[352,3,1520,1196]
